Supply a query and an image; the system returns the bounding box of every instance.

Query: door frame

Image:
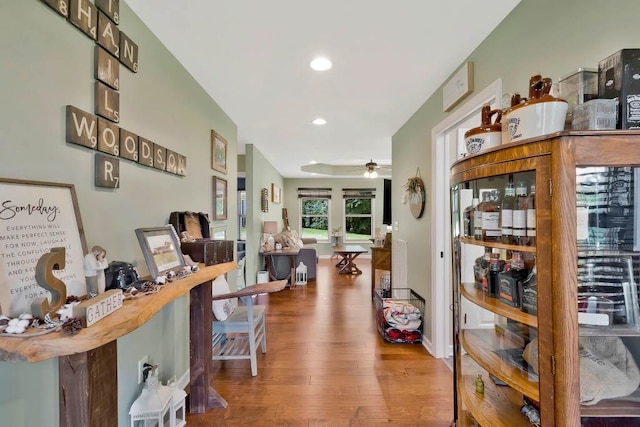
[430,78,502,358]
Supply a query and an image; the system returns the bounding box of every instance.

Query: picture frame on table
[135,225,186,279]
[271,183,281,204]
[211,130,227,174]
[212,227,227,240]
[0,178,89,316]
[213,176,228,220]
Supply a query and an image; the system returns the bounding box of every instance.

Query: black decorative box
[169,211,234,266]
[180,240,234,266]
[598,49,640,129]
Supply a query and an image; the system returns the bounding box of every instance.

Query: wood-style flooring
[186,257,454,426]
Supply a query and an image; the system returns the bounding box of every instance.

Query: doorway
[429,79,503,358]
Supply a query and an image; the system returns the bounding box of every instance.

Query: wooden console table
[370,246,391,298]
[0,262,237,426]
[262,248,299,284]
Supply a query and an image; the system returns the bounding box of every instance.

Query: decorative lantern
[129,366,173,427]
[295,262,307,285]
[169,378,187,427]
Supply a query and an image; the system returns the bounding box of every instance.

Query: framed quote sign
[0,178,88,316]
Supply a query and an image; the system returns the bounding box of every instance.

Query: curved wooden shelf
[460,374,530,427]
[461,283,538,328]
[460,329,539,401]
[0,262,238,363]
[580,389,640,417]
[459,236,536,254]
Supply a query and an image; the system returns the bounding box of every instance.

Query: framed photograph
[261,188,269,212]
[213,176,228,220]
[0,178,88,316]
[443,62,474,112]
[212,227,227,240]
[211,130,228,174]
[271,183,281,204]
[135,225,186,279]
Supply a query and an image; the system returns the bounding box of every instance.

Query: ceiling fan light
[370,170,378,178]
[364,170,370,178]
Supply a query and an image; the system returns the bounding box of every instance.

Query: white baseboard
[177,369,190,391]
[422,335,436,357]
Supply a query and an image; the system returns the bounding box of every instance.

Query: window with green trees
[300,198,330,241]
[344,196,373,241]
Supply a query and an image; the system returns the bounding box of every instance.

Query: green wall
[393,0,640,347]
[245,144,284,285]
[0,1,237,425]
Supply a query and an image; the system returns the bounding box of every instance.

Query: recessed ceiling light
[310,57,332,71]
[312,118,327,125]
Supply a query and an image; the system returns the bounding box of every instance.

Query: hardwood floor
[186,257,454,426]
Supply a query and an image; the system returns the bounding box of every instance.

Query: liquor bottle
[520,265,538,315]
[474,192,487,240]
[526,183,536,246]
[474,247,492,290]
[501,181,515,244]
[475,374,485,394]
[513,182,528,245]
[498,252,526,307]
[487,250,505,297]
[464,197,479,238]
[482,190,501,242]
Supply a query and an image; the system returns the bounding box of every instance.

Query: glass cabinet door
[576,167,640,425]
[452,171,541,427]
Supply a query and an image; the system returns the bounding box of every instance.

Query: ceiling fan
[364,160,382,178]
[300,159,391,177]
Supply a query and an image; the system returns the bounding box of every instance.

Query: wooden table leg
[59,341,118,427]
[289,254,295,286]
[190,280,227,413]
[337,253,363,274]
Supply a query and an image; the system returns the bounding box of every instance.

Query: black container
[105,261,139,290]
[487,256,505,298]
[598,49,640,129]
[520,270,538,315]
[498,268,527,307]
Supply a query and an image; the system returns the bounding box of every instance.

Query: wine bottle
[513,182,528,245]
[482,190,501,242]
[501,181,515,244]
[527,183,536,246]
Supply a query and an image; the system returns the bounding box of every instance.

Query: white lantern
[295,262,308,285]
[169,378,187,427]
[129,367,173,427]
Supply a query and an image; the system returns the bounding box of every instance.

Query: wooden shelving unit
[460,329,539,401]
[459,374,530,427]
[0,262,238,362]
[458,236,536,254]
[450,131,640,427]
[461,284,538,328]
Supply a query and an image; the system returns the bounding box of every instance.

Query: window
[298,188,331,241]
[343,189,375,242]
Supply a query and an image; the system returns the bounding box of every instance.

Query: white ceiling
[125,0,520,178]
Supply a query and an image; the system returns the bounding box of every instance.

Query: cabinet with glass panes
[450,131,640,427]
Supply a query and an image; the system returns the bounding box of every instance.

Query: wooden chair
[211,276,286,376]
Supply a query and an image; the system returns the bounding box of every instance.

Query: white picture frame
[443,62,474,112]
